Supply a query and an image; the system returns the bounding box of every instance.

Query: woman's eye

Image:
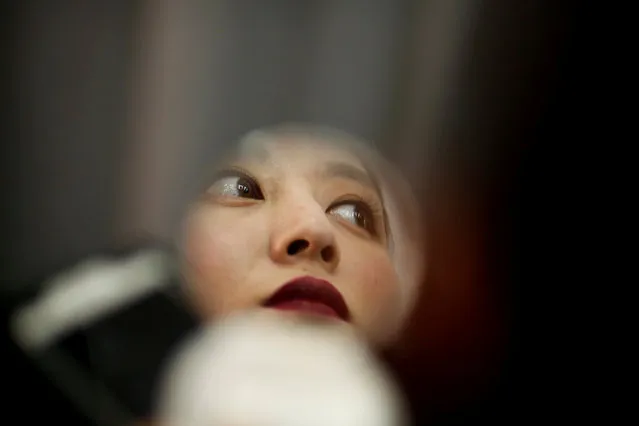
[207,171,264,200]
[327,202,376,235]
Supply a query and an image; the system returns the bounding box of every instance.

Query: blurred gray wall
[4,0,467,292]
[114,0,418,245]
[4,0,557,293]
[5,2,138,290]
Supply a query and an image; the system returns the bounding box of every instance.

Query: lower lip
[267,300,341,320]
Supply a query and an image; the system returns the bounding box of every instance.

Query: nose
[269,201,340,272]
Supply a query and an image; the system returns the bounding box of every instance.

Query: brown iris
[207,169,264,200]
[327,201,377,236]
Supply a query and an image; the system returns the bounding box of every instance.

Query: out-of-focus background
[1,1,577,425]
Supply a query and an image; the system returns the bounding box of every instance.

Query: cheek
[184,211,237,277]
[181,208,262,314]
[342,245,400,322]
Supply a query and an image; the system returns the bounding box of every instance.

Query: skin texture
[180,134,408,347]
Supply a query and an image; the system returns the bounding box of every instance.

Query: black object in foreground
[4,247,197,425]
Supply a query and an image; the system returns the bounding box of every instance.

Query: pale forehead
[235,134,367,170]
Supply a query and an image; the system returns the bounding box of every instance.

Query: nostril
[287,239,309,256]
[321,246,335,263]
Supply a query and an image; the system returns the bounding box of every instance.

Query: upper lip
[263,276,350,321]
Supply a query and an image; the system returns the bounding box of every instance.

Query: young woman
[179,123,425,348]
[152,123,427,425]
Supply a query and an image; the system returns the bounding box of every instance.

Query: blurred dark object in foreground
[385,1,580,425]
[1,246,197,425]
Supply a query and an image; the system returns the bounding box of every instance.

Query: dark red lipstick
[263,276,350,321]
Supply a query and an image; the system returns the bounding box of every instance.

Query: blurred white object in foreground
[156,310,409,426]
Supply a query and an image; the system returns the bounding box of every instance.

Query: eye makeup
[198,161,390,245]
[327,192,387,241]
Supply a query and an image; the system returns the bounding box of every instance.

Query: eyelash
[328,194,385,238]
[205,166,264,200]
[220,166,260,184]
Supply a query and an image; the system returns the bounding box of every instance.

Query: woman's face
[181,136,403,345]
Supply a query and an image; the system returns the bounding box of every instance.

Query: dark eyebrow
[321,161,379,194]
